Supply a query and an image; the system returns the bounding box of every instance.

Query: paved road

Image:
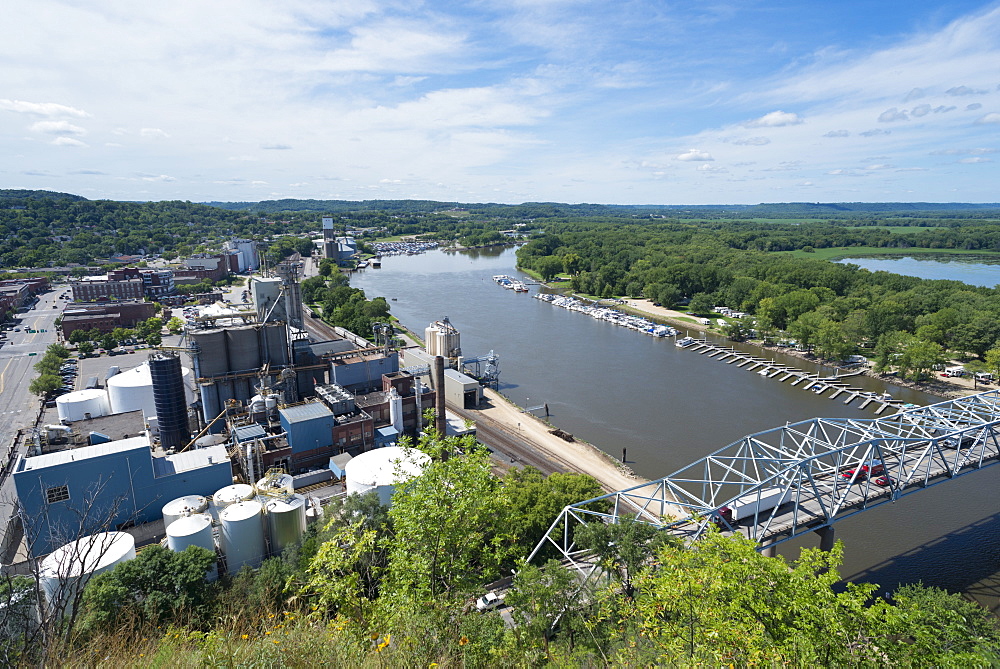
[0,288,66,555]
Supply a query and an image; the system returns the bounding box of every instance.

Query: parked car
[475,592,502,612]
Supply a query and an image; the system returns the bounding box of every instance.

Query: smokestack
[434,355,447,438]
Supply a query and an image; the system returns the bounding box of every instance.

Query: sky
[2,1,1000,205]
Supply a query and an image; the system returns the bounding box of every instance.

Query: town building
[60,301,157,337]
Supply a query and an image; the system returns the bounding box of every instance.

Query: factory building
[14,434,232,557]
[223,238,259,272]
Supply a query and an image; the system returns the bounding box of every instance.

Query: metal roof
[233,424,267,442]
[280,402,334,423]
[18,435,150,471]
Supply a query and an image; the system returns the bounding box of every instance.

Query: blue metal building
[279,402,335,453]
[14,435,232,557]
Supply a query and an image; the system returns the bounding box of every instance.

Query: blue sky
[2,1,999,204]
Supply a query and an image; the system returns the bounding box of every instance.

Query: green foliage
[77,545,216,635]
[386,440,517,600]
[502,466,605,560]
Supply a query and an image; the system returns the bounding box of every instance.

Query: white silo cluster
[107,362,195,417]
[40,532,136,613]
[55,389,111,423]
[159,478,314,577]
[345,446,431,506]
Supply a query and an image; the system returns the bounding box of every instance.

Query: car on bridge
[840,462,885,482]
[873,475,894,487]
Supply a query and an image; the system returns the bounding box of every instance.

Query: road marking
[0,358,12,394]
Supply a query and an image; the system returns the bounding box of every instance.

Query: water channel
[351,247,1000,611]
[837,255,1000,288]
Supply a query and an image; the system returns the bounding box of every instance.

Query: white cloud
[676,149,714,161]
[697,164,726,172]
[52,137,87,147]
[865,163,894,170]
[959,157,991,163]
[930,147,998,155]
[261,143,292,150]
[0,99,89,117]
[139,128,169,138]
[30,120,86,135]
[910,104,931,117]
[902,88,924,102]
[744,110,802,127]
[878,107,908,122]
[975,112,1000,124]
[823,130,849,137]
[136,173,176,182]
[946,85,983,96]
[966,103,982,111]
[860,129,891,137]
[728,136,770,146]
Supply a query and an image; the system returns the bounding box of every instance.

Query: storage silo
[191,329,228,376]
[150,352,189,451]
[226,327,261,372]
[305,497,324,525]
[161,494,209,528]
[56,389,110,423]
[256,472,294,496]
[219,500,265,574]
[166,514,215,553]
[107,363,196,417]
[39,532,135,613]
[344,446,431,506]
[264,495,307,554]
[165,514,218,581]
[213,483,255,511]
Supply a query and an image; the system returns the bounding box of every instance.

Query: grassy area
[782,246,1000,261]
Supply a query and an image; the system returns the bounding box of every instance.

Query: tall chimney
[434,355,447,438]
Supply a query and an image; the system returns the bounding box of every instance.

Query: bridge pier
[815,526,836,552]
[761,540,778,557]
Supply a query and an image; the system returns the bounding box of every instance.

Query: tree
[29,374,61,396]
[899,338,946,381]
[788,311,824,352]
[385,438,516,600]
[77,341,94,356]
[166,317,184,335]
[77,545,216,634]
[814,319,854,361]
[985,347,1000,380]
[505,560,584,657]
[561,252,583,275]
[687,293,715,316]
[536,256,563,282]
[68,329,89,344]
[502,467,605,559]
[574,517,676,600]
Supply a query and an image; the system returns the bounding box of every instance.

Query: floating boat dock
[683,338,906,413]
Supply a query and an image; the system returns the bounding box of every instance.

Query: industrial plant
[10,259,496,608]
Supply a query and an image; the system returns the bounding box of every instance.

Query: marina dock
[683,338,906,412]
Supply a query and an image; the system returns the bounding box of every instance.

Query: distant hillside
[0,189,88,202]
[204,198,1000,218]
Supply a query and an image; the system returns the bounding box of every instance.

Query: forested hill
[205,198,1000,218]
[0,189,87,202]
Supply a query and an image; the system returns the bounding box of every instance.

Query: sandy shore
[478,387,647,493]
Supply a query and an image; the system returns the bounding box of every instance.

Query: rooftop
[280,402,334,423]
[152,444,230,477]
[18,434,150,472]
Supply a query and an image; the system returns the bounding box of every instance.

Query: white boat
[676,336,696,348]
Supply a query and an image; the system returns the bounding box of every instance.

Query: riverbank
[476,387,649,493]
[616,298,977,401]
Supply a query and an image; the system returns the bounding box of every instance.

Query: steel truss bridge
[529,389,1000,574]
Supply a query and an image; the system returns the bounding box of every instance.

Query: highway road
[0,287,66,558]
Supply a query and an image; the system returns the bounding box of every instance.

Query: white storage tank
[264,494,307,554]
[213,483,255,511]
[56,389,111,423]
[106,362,195,417]
[256,473,294,496]
[166,514,218,581]
[305,497,324,525]
[162,495,210,528]
[40,532,136,613]
[345,446,431,506]
[194,434,227,448]
[219,500,265,575]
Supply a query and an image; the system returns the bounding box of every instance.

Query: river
[352,247,1000,612]
[837,255,1000,288]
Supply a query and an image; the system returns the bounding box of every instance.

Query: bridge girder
[529,390,1000,576]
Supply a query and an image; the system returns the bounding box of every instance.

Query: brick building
[60,301,157,337]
